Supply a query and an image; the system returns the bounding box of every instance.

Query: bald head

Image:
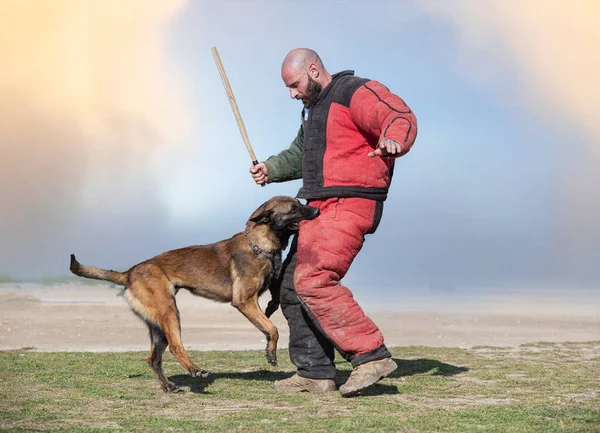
[281,48,332,107]
[282,48,324,73]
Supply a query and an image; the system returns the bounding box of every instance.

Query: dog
[70,196,319,392]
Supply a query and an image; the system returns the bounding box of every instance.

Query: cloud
[420,0,600,142]
[417,0,600,279]
[0,0,190,278]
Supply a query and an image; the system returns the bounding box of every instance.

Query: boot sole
[275,386,335,393]
[274,379,336,393]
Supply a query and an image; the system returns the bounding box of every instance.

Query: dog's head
[248,196,319,234]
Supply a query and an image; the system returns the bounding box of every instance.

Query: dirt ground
[0,282,598,352]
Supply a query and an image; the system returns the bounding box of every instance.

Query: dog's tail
[70,254,129,286]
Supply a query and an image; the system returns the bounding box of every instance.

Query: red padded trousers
[293,197,387,357]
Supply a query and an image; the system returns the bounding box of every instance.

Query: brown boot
[339,357,397,397]
[274,374,336,393]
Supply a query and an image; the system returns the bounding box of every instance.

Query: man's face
[282,68,322,108]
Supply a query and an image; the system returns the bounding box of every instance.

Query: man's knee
[293,267,338,299]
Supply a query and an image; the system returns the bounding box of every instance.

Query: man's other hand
[368,139,403,158]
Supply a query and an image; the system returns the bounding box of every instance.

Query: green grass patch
[1,343,599,432]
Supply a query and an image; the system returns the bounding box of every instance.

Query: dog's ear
[249,209,273,224]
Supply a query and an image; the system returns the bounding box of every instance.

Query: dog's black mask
[249,198,320,235]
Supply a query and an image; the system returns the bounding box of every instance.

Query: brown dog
[70,196,319,392]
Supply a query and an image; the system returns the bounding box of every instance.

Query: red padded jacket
[297,70,417,201]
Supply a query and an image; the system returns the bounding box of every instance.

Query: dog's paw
[191,369,211,379]
[163,382,184,393]
[265,350,278,366]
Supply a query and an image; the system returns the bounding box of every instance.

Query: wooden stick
[211,46,258,164]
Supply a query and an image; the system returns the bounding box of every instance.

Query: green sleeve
[264,125,304,183]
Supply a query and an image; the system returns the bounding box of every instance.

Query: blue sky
[1,1,598,300]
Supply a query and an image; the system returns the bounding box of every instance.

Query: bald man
[250,48,418,397]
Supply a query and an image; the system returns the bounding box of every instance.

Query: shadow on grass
[170,369,291,393]
[394,358,469,377]
[331,358,469,397]
[333,357,468,380]
[169,357,468,395]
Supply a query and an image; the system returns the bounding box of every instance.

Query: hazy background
[1,0,598,303]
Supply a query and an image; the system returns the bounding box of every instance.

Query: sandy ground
[0,282,598,352]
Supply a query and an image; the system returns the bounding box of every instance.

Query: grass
[1,343,599,432]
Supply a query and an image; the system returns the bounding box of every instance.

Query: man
[250,48,417,397]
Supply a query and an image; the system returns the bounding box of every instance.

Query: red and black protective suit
[265,70,417,379]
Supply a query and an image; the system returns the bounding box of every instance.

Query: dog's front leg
[232,298,279,366]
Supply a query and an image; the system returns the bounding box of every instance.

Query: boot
[339,357,397,397]
[274,373,335,393]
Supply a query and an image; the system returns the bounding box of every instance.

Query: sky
[1,0,599,300]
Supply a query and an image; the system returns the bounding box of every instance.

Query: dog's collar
[244,228,272,258]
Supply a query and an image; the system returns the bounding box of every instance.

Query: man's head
[281,48,332,108]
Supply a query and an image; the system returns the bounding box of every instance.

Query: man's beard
[303,75,322,108]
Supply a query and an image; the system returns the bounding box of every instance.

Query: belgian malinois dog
[70,196,319,392]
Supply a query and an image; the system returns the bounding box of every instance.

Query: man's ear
[249,209,272,224]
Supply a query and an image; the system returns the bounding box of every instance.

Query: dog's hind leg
[145,322,183,393]
[157,303,211,380]
[126,271,210,390]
